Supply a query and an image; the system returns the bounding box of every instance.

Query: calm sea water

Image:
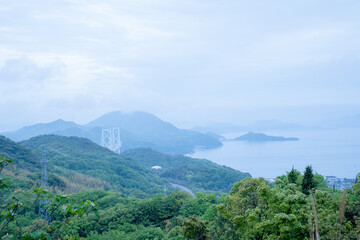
[188,128,360,178]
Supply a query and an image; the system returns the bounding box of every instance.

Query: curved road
[169,182,196,197]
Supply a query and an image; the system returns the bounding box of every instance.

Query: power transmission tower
[38,147,50,223]
[101,127,122,154]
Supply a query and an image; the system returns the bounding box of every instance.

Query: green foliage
[302,165,315,195]
[132,226,165,240]
[166,225,183,239]
[88,226,165,240]
[0,135,106,194]
[2,135,248,197]
[20,135,166,196]
[0,157,98,240]
[288,166,299,184]
[208,214,239,240]
[71,190,125,210]
[123,148,251,194]
[1,156,13,191]
[0,136,39,170]
[215,172,360,239]
[0,187,99,239]
[313,173,328,191]
[178,215,209,240]
[123,148,215,169]
[268,184,309,239]
[98,191,191,229]
[180,193,216,217]
[2,144,360,240]
[2,170,360,239]
[217,177,272,238]
[62,191,194,238]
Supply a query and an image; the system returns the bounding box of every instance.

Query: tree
[217,178,272,238]
[178,215,209,240]
[0,156,99,239]
[288,166,299,184]
[302,166,315,195]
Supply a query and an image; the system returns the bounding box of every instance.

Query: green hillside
[3,158,359,239]
[0,136,70,191]
[0,135,39,169]
[1,135,249,197]
[123,148,251,194]
[19,135,166,197]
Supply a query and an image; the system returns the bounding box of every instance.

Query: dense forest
[1,135,360,239]
[0,135,248,197]
[1,155,360,239]
[123,148,250,194]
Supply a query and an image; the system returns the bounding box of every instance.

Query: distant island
[233,132,299,142]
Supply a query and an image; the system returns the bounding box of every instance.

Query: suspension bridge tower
[101,127,122,154]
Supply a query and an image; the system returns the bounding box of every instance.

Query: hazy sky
[1,0,360,131]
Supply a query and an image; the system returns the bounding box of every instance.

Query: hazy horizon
[1,105,360,132]
[1,1,360,131]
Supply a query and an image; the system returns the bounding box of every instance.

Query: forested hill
[123,148,251,194]
[0,135,68,190]
[19,135,166,197]
[22,136,250,195]
[2,111,222,154]
[1,134,250,196]
[0,135,40,170]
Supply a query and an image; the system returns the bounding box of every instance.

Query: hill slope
[19,135,166,196]
[0,136,64,190]
[0,135,39,169]
[1,135,250,196]
[123,148,251,194]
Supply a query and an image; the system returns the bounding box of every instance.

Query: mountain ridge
[1,111,222,154]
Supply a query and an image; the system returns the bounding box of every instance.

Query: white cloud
[0,0,359,128]
[229,24,358,71]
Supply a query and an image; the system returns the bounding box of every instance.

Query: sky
[0,0,360,131]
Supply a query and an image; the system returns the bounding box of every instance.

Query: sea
[188,128,360,179]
